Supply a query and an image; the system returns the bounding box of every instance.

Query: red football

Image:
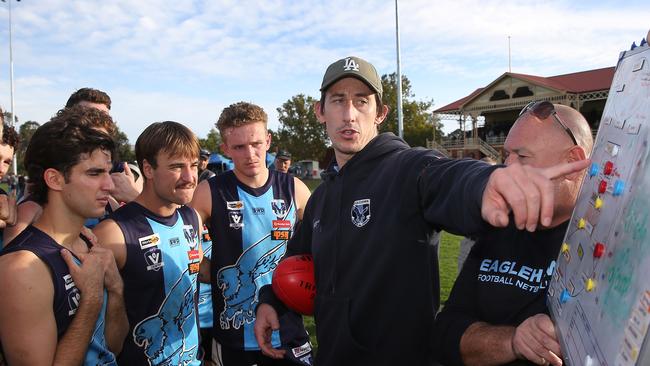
[272,254,316,315]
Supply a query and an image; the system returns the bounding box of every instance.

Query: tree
[16,120,40,174]
[2,111,18,126]
[379,73,443,147]
[199,128,222,153]
[275,94,328,162]
[113,126,135,163]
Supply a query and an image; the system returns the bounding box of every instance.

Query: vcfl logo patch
[145,247,164,271]
[343,57,360,71]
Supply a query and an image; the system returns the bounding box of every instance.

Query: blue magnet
[560,289,571,304]
[613,180,625,196]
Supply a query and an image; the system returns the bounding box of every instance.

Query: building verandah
[428,67,614,161]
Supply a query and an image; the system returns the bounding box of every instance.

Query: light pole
[395,0,403,139]
[3,0,19,175]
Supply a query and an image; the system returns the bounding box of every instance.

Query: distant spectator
[0,122,19,236]
[65,87,112,114]
[274,149,292,173]
[198,148,215,182]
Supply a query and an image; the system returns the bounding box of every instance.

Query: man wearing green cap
[254,56,589,365]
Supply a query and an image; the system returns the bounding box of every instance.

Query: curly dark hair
[1,123,19,149]
[216,102,268,141]
[25,106,115,204]
[65,87,111,110]
[53,105,116,136]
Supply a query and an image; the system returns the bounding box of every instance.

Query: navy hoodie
[260,133,497,365]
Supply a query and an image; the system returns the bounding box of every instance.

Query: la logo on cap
[343,57,360,72]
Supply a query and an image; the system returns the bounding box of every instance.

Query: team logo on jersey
[217,235,286,330]
[144,247,164,271]
[139,233,161,250]
[169,237,180,247]
[68,287,80,315]
[183,225,199,249]
[133,268,198,365]
[351,199,371,227]
[252,207,265,215]
[229,211,244,229]
[271,199,288,218]
[343,57,360,71]
[226,201,244,210]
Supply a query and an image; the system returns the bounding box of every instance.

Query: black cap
[276,150,292,160]
[200,149,210,159]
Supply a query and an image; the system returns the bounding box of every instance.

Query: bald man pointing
[433,102,593,366]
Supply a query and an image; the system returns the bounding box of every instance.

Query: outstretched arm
[482,160,589,231]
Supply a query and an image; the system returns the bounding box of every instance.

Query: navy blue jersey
[197,225,213,328]
[1,226,116,365]
[110,202,201,366]
[208,170,310,355]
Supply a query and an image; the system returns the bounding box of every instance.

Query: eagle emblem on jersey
[351,199,371,227]
[183,225,198,249]
[216,235,286,330]
[271,199,288,218]
[133,270,197,366]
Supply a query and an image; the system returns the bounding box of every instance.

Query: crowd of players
[0,55,593,366]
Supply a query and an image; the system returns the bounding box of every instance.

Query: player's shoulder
[93,217,125,243]
[0,249,50,286]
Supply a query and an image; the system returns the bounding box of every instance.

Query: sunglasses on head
[519,101,578,146]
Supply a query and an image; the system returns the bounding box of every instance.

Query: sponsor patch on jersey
[292,341,312,358]
[183,225,199,249]
[187,249,200,261]
[271,199,288,218]
[169,237,180,247]
[226,200,244,210]
[229,211,244,229]
[144,247,164,271]
[252,207,265,215]
[67,288,80,316]
[272,230,291,241]
[188,262,200,274]
[273,219,291,229]
[201,226,211,242]
[63,273,75,290]
[351,198,371,227]
[138,233,161,250]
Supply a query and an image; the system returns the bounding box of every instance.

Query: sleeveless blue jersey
[1,226,116,365]
[208,170,310,352]
[110,202,201,366]
[197,225,213,328]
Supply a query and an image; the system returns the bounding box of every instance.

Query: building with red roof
[430,67,615,161]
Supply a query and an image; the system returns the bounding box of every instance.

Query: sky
[0,0,648,143]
